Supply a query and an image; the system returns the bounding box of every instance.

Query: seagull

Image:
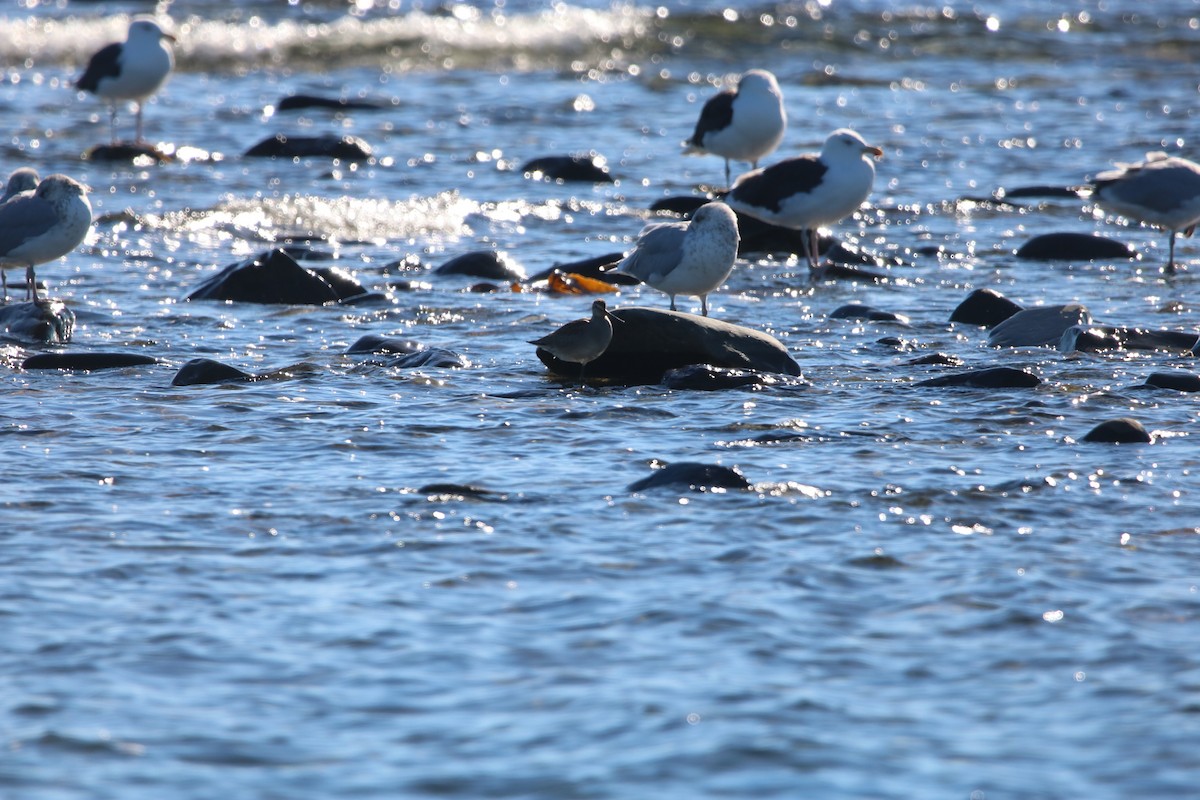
[76,18,176,145]
[683,69,787,187]
[725,128,883,273]
[1088,152,1200,274]
[0,175,93,304]
[529,299,622,379]
[1,168,39,204]
[611,201,740,316]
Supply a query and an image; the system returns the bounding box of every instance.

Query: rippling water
[3,1,1200,797]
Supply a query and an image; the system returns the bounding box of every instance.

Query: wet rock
[995,185,1082,200]
[83,142,171,163]
[1081,417,1152,444]
[520,154,612,183]
[1015,232,1136,261]
[527,252,629,284]
[384,348,469,369]
[417,483,505,500]
[185,249,342,305]
[649,196,710,216]
[1143,371,1200,392]
[309,266,369,301]
[275,94,388,112]
[22,352,157,371]
[907,352,964,367]
[1060,324,1199,354]
[829,303,910,324]
[627,462,751,493]
[172,358,255,386]
[534,306,801,384]
[0,300,74,344]
[949,288,1022,327]
[345,334,426,355]
[914,366,1041,389]
[987,303,1092,347]
[244,133,373,161]
[434,251,525,281]
[661,364,776,391]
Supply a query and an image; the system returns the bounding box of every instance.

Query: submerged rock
[186,249,343,305]
[988,303,1092,347]
[1143,371,1200,392]
[661,364,780,391]
[244,133,373,161]
[532,306,801,384]
[520,154,612,183]
[345,334,426,355]
[83,142,171,164]
[434,251,525,282]
[1060,325,1199,354]
[627,462,751,492]
[829,303,910,324]
[949,288,1022,328]
[0,300,74,344]
[1015,232,1136,261]
[1081,417,1152,444]
[23,352,157,371]
[172,358,256,386]
[275,94,388,112]
[914,366,1041,389]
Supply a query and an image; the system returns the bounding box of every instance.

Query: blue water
[3,2,1200,797]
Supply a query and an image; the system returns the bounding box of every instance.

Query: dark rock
[22,352,157,371]
[627,462,751,492]
[185,249,342,305]
[988,303,1091,347]
[520,154,612,183]
[533,306,801,384]
[417,483,504,499]
[243,133,373,161]
[309,266,368,301]
[345,334,426,355]
[1144,371,1200,392]
[172,358,255,386]
[1060,324,1199,354]
[384,348,469,369]
[950,288,1023,327]
[649,196,710,216]
[914,366,1041,389]
[1015,232,1136,261]
[276,94,388,112]
[661,364,776,391]
[528,252,629,284]
[83,142,170,163]
[0,300,74,344]
[829,303,910,324]
[996,185,1085,200]
[1081,417,1152,444]
[907,352,963,367]
[434,251,525,281]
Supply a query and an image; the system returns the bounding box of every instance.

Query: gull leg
[669,295,677,311]
[26,265,39,303]
[724,159,731,188]
[135,102,144,145]
[1167,231,1178,275]
[109,105,119,144]
[701,295,709,317]
[1,270,8,304]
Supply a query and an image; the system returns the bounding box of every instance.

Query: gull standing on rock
[1088,152,1200,274]
[0,175,93,303]
[611,201,740,317]
[725,128,883,274]
[1,168,39,204]
[76,18,176,144]
[683,69,787,187]
[529,299,622,379]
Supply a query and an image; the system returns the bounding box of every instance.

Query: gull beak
[866,145,884,160]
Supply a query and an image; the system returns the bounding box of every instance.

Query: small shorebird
[0,167,39,204]
[529,299,622,379]
[612,201,740,316]
[76,18,176,144]
[0,175,93,303]
[725,128,883,274]
[1088,151,1200,274]
[683,69,787,188]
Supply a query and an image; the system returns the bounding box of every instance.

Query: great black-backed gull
[725,128,882,272]
[76,18,176,144]
[683,69,787,187]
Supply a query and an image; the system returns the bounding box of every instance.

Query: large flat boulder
[533,306,801,383]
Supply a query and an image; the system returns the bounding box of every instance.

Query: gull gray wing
[0,194,59,258]
[616,221,689,281]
